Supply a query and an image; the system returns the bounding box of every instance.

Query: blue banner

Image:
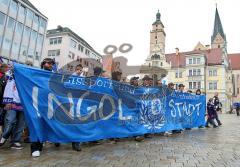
[13,63,206,143]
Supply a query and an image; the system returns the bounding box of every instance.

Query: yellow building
[145,8,233,112]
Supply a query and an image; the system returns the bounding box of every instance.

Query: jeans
[2,110,25,143]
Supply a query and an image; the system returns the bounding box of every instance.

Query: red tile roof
[165,48,223,68]
[228,54,240,70]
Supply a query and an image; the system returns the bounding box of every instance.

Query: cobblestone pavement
[0,114,240,167]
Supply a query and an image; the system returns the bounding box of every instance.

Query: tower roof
[152,10,163,25]
[211,6,226,43]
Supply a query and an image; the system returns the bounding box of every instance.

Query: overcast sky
[31,0,240,65]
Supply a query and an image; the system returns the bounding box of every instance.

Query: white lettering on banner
[68,93,74,117]
[175,102,183,117]
[118,99,132,121]
[76,91,90,119]
[169,99,202,117]
[48,93,73,119]
[169,99,177,117]
[98,95,116,120]
[32,86,41,117]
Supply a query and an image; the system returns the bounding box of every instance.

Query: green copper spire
[211,6,226,43]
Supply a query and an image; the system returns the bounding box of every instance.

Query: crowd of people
[0,58,223,157]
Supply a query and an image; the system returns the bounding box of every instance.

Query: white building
[43,26,102,74]
[0,0,48,66]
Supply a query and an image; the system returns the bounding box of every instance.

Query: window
[193,58,196,64]
[48,50,60,57]
[189,82,192,89]
[7,17,15,31]
[0,12,6,26]
[16,22,23,35]
[197,58,200,64]
[209,70,212,76]
[197,69,201,76]
[85,49,90,55]
[40,19,47,30]
[209,69,217,76]
[68,51,75,59]
[193,69,196,76]
[33,14,39,29]
[70,39,77,48]
[19,5,26,16]
[0,0,10,6]
[193,82,197,89]
[155,36,157,39]
[78,44,84,52]
[197,82,201,89]
[176,72,182,78]
[49,37,62,45]
[213,70,217,76]
[209,82,217,90]
[26,9,33,21]
[10,0,18,17]
[160,62,163,66]
[189,59,192,64]
[189,70,192,76]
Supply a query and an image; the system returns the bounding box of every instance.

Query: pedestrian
[31,58,82,157]
[141,75,154,138]
[129,76,144,142]
[0,69,25,150]
[213,93,222,126]
[235,103,240,116]
[142,75,151,87]
[196,89,205,128]
[112,71,122,82]
[0,64,8,133]
[178,84,185,93]
[156,79,162,87]
[173,84,186,132]
[205,98,218,128]
[187,90,192,94]
[130,76,139,87]
[72,64,86,77]
[196,89,201,95]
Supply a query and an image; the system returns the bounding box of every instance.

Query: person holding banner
[31,58,82,157]
[130,76,144,142]
[0,64,8,133]
[0,69,25,150]
[142,75,154,138]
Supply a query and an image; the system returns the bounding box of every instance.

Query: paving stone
[0,114,238,167]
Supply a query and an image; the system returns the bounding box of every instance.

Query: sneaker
[0,137,6,147]
[10,143,23,150]
[135,136,144,142]
[54,143,61,147]
[32,151,40,157]
[213,125,218,128]
[72,143,81,152]
[205,125,210,128]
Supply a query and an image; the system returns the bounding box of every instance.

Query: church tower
[148,10,166,67]
[211,6,227,49]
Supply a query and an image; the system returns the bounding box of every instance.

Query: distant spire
[211,6,226,43]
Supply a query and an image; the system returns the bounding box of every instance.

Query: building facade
[145,8,234,112]
[43,26,102,75]
[228,54,240,104]
[0,0,48,66]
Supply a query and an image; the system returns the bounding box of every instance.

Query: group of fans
[0,58,222,157]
